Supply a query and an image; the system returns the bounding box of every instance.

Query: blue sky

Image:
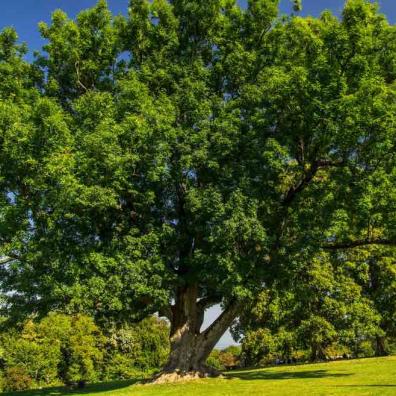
[0,1,395,60]
[1,0,395,348]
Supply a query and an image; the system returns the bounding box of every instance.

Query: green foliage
[60,314,105,383]
[292,0,302,12]
[2,336,60,385]
[0,314,104,387]
[3,367,33,392]
[0,313,169,390]
[1,321,61,385]
[103,354,146,381]
[236,249,386,364]
[104,317,169,379]
[207,346,241,370]
[206,350,224,371]
[348,247,396,355]
[242,328,276,366]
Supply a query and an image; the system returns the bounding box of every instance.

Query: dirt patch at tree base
[144,369,223,384]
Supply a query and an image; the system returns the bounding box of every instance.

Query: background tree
[0,313,105,388]
[104,316,170,379]
[0,313,170,391]
[0,0,395,379]
[334,247,396,356]
[235,252,381,364]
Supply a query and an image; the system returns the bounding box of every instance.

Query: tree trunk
[310,343,326,362]
[154,285,241,382]
[375,335,388,357]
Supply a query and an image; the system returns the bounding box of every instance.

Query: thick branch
[199,299,241,351]
[0,255,19,265]
[323,238,396,250]
[282,159,344,206]
[197,296,221,312]
[195,296,222,334]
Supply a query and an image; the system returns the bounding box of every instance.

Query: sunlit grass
[5,356,396,396]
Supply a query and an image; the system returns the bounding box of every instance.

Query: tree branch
[75,61,88,92]
[197,296,221,312]
[200,299,241,342]
[0,255,19,265]
[282,159,344,206]
[282,163,319,206]
[195,296,222,334]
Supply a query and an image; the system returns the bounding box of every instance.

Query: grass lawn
[5,356,396,396]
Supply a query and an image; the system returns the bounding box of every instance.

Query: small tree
[104,316,169,379]
[40,314,105,385]
[1,321,61,386]
[0,314,105,387]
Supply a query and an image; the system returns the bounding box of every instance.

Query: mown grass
[5,356,396,396]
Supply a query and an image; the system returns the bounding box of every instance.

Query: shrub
[218,346,241,369]
[207,346,241,371]
[1,322,61,386]
[103,353,148,380]
[207,349,224,371]
[105,316,169,377]
[242,328,276,367]
[0,314,169,389]
[4,367,33,391]
[0,371,4,392]
[59,314,105,384]
[0,313,105,387]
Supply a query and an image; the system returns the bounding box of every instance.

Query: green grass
[5,356,396,396]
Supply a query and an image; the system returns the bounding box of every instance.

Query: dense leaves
[235,248,396,364]
[0,314,169,391]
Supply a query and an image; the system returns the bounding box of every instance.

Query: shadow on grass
[337,385,396,388]
[225,369,352,381]
[2,379,138,396]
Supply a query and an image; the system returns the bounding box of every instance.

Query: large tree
[0,0,395,378]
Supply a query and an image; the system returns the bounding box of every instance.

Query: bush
[0,371,4,392]
[103,354,148,380]
[207,346,241,371]
[4,367,33,391]
[207,349,224,371]
[219,346,241,369]
[2,333,61,385]
[0,313,105,387]
[325,343,352,360]
[242,328,275,367]
[104,316,169,378]
[0,314,169,390]
[57,314,105,384]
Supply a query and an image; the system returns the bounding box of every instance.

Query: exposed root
[145,367,222,384]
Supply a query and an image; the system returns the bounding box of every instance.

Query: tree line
[0,314,169,391]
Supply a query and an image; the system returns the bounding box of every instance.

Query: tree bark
[374,335,388,357]
[158,285,241,380]
[310,343,326,362]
